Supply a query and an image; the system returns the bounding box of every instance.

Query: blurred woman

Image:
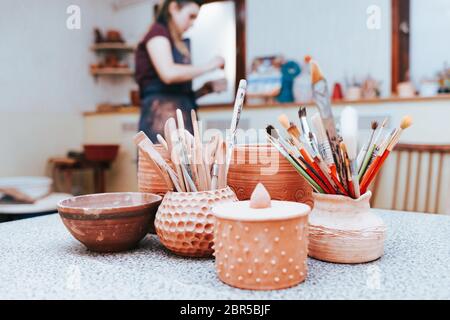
[135,0,225,141]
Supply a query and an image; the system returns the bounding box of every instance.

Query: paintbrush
[341,106,361,198]
[226,79,247,175]
[267,125,332,194]
[360,116,413,194]
[299,107,319,152]
[359,118,388,180]
[266,131,324,193]
[310,60,344,177]
[357,121,378,172]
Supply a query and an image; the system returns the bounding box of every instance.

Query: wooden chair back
[371,144,450,214]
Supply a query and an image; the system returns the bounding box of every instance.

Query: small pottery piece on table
[227,144,313,208]
[212,184,310,291]
[308,191,386,264]
[155,187,238,257]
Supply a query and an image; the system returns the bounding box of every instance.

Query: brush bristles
[278,114,290,130]
[266,125,279,140]
[288,122,301,139]
[311,61,324,85]
[298,107,307,119]
[371,121,379,131]
[400,116,413,130]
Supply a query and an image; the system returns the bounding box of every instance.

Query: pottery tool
[226,79,247,175]
[310,60,344,177]
[340,106,361,198]
[191,110,209,191]
[216,140,227,189]
[166,118,187,192]
[133,131,181,192]
[156,134,169,151]
[164,119,174,153]
[360,116,413,194]
[211,162,219,190]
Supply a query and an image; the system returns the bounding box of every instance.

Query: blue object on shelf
[278,60,301,103]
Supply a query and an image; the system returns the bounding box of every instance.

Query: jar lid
[212,201,310,222]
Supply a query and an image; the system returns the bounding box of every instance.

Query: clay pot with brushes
[308,191,386,264]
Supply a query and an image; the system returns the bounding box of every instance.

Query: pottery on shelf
[138,144,172,196]
[227,144,313,207]
[58,192,162,253]
[212,184,310,290]
[155,187,238,257]
[308,191,386,264]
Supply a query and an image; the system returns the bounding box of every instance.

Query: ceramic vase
[155,187,238,257]
[308,191,386,264]
[138,145,172,196]
[227,144,313,207]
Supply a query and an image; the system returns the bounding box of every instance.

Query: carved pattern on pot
[155,187,238,257]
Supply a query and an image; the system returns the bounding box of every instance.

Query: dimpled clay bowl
[58,192,162,253]
[155,187,238,257]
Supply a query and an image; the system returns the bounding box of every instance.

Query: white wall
[410,0,450,85]
[246,0,392,97]
[0,0,156,178]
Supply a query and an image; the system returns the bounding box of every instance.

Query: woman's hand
[206,56,225,72]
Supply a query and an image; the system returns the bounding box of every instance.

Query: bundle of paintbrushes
[266,60,413,199]
[133,80,247,193]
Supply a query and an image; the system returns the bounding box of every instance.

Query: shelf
[91,43,135,51]
[90,68,134,76]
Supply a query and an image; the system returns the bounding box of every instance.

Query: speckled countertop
[0,210,449,300]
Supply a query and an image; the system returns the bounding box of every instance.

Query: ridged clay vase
[155,187,238,257]
[227,144,313,208]
[138,145,172,196]
[212,184,311,290]
[308,191,386,264]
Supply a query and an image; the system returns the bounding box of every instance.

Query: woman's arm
[147,36,224,85]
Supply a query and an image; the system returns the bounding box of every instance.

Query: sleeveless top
[135,23,193,97]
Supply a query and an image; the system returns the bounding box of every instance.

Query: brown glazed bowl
[58,193,162,253]
[228,144,314,207]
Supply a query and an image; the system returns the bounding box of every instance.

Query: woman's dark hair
[156,0,204,26]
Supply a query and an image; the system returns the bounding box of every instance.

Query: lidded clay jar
[212,184,310,291]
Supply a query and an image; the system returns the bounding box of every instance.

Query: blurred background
[0,0,449,221]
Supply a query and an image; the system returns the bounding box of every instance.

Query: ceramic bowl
[155,187,238,257]
[58,192,162,252]
[308,192,386,264]
[228,144,313,207]
[212,200,311,290]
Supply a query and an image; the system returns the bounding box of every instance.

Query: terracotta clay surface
[308,192,386,264]
[212,200,310,290]
[57,192,162,253]
[228,144,314,207]
[155,187,238,257]
[138,145,172,196]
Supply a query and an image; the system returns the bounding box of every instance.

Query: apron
[138,39,196,143]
